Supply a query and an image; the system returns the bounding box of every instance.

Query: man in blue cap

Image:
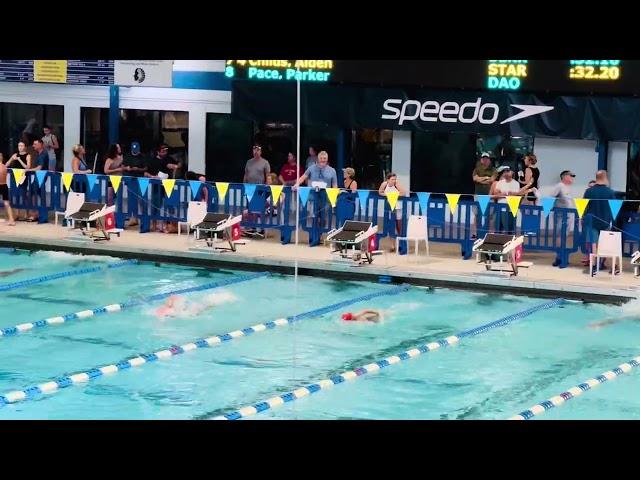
[123,141,148,227]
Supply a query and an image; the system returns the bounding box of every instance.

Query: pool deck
[1,221,639,303]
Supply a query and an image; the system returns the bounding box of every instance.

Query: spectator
[5,142,31,221]
[23,139,49,222]
[41,125,59,172]
[518,154,540,205]
[293,151,338,189]
[493,166,528,234]
[145,144,179,233]
[104,144,125,206]
[343,167,358,192]
[243,144,271,185]
[549,170,576,267]
[0,153,16,226]
[378,172,407,251]
[278,152,301,186]
[71,144,92,174]
[306,145,318,170]
[123,142,148,228]
[583,170,623,274]
[472,152,496,195]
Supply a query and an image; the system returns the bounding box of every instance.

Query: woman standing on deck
[5,142,31,221]
[103,144,127,205]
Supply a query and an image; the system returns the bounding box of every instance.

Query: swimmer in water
[341,309,384,323]
[155,291,238,318]
[0,268,25,278]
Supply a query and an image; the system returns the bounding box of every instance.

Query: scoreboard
[227,59,639,96]
[0,60,114,85]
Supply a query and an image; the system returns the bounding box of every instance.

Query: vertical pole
[109,85,120,145]
[597,140,608,171]
[337,129,345,186]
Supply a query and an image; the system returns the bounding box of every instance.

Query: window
[0,102,64,170]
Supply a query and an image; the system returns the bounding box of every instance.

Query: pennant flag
[386,190,400,210]
[270,185,284,206]
[506,196,522,217]
[110,175,123,194]
[86,174,98,192]
[325,187,340,208]
[357,189,370,208]
[62,172,74,192]
[541,197,555,217]
[10,169,25,186]
[417,192,430,214]
[298,186,311,207]
[34,170,47,188]
[608,199,623,221]
[137,177,150,196]
[476,195,491,215]
[244,183,257,203]
[574,198,590,219]
[446,193,461,213]
[215,182,229,201]
[162,179,176,198]
[189,180,202,200]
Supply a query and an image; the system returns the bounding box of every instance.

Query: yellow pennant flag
[386,190,400,210]
[110,175,122,194]
[506,196,522,217]
[574,198,590,219]
[11,169,25,186]
[269,184,284,206]
[215,182,229,201]
[325,187,340,208]
[162,179,176,198]
[61,172,74,192]
[446,193,461,212]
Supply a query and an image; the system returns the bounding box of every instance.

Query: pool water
[0,249,638,420]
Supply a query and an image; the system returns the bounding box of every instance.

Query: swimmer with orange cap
[342,309,384,323]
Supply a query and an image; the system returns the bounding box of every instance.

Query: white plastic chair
[396,215,429,256]
[178,201,207,237]
[55,191,85,227]
[590,230,622,278]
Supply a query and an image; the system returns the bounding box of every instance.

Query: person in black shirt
[145,144,179,233]
[123,141,148,178]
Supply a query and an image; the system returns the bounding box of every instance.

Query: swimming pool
[0,249,638,420]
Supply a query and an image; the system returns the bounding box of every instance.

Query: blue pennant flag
[298,186,311,207]
[244,183,257,203]
[86,174,98,192]
[357,189,370,207]
[608,199,623,221]
[189,180,202,200]
[476,195,491,215]
[137,177,150,196]
[35,170,48,188]
[417,192,431,214]
[541,197,556,217]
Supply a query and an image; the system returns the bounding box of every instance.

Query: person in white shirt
[493,166,530,233]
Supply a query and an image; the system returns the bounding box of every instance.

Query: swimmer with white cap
[156,291,238,318]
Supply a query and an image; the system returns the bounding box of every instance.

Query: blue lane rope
[0,271,270,337]
[509,354,640,420]
[212,298,566,420]
[0,259,138,293]
[0,247,16,254]
[0,284,409,407]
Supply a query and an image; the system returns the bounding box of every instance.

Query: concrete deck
[0,220,638,303]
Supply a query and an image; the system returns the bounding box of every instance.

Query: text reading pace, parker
[225,60,333,82]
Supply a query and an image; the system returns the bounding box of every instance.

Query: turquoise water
[0,249,638,420]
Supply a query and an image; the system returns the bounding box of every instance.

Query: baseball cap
[343,167,355,178]
[131,141,141,154]
[480,152,491,158]
[497,165,511,173]
[560,170,576,178]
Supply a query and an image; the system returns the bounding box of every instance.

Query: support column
[391,130,412,189]
[63,103,81,172]
[596,140,609,171]
[109,85,120,145]
[188,106,207,176]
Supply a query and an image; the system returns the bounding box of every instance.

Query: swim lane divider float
[0,284,409,406]
[0,271,270,337]
[211,298,567,420]
[0,259,138,293]
[509,354,640,420]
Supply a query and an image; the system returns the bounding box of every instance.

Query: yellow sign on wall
[34,60,67,83]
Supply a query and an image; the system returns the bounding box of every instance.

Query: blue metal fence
[2,171,626,267]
